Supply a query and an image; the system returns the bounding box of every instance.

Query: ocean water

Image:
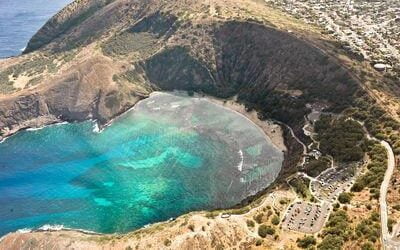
[0,93,283,236]
[0,0,72,58]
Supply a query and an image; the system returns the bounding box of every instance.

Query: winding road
[277,118,397,249]
[380,140,398,250]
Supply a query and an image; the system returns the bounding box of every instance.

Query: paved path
[274,120,307,166]
[380,140,398,250]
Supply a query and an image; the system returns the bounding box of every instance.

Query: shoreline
[199,93,287,152]
[0,91,291,242]
[0,91,286,152]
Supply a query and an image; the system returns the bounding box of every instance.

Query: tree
[254,213,264,224]
[163,239,171,246]
[246,219,255,227]
[271,215,280,225]
[258,225,275,238]
[318,235,344,250]
[338,192,352,204]
[296,235,316,248]
[315,116,366,162]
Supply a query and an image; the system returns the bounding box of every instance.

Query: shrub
[318,235,344,250]
[254,213,264,224]
[355,212,381,242]
[370,211,379,222]
[205,211,219,219]
[388,218,396,233]
[258,225,275,238]
[215,244,224,250]
[101,32,158,56]
[351,143,387,194]
[296,235,316,248]
[227,207,250,215]
[319,210,351,250]
[164,239,171,246]
[289,177,310,199]
[247,219,255,227]
[304,157,330,177]
[338,192,352,204]
[271,215,280,225]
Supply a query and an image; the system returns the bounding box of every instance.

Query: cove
[0,92,283,236]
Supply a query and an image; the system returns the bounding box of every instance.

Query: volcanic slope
[1,0,399,249]
[0,0,360,139]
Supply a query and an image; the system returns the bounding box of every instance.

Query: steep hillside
[0,0,358,139]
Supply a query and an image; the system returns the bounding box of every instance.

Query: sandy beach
[201,94,287,152]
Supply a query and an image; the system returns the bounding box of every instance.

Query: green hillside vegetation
[347,95,400,155]
[289,177,314,201]
[258,224,275,238]
[338,192,353,204]
[240,91,309,126]
[318,210,352,250]
[0,56,57,94]
[388,218,396,233]
[101,32,159,56]
[351,142,387,197]
[304,156,330,177]
[297,235,316,248]
[315,115,365,162]
[355,211,381,244]
[318,209,381,249]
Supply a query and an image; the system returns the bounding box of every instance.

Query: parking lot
[282,201,330,234]
[311,167,355,202]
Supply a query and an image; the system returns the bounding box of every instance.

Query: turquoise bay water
[0,93,283,236]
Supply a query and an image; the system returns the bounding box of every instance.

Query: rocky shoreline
[0,91,287,153]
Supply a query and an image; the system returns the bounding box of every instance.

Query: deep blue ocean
[0,0,72,58]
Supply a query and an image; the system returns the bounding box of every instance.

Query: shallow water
[0,93,283,236]
[0,0,72,58]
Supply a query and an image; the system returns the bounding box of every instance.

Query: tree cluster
[315,115,365,162]
[351,142,387,196]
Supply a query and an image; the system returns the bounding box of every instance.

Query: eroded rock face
[0,55,144,136]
